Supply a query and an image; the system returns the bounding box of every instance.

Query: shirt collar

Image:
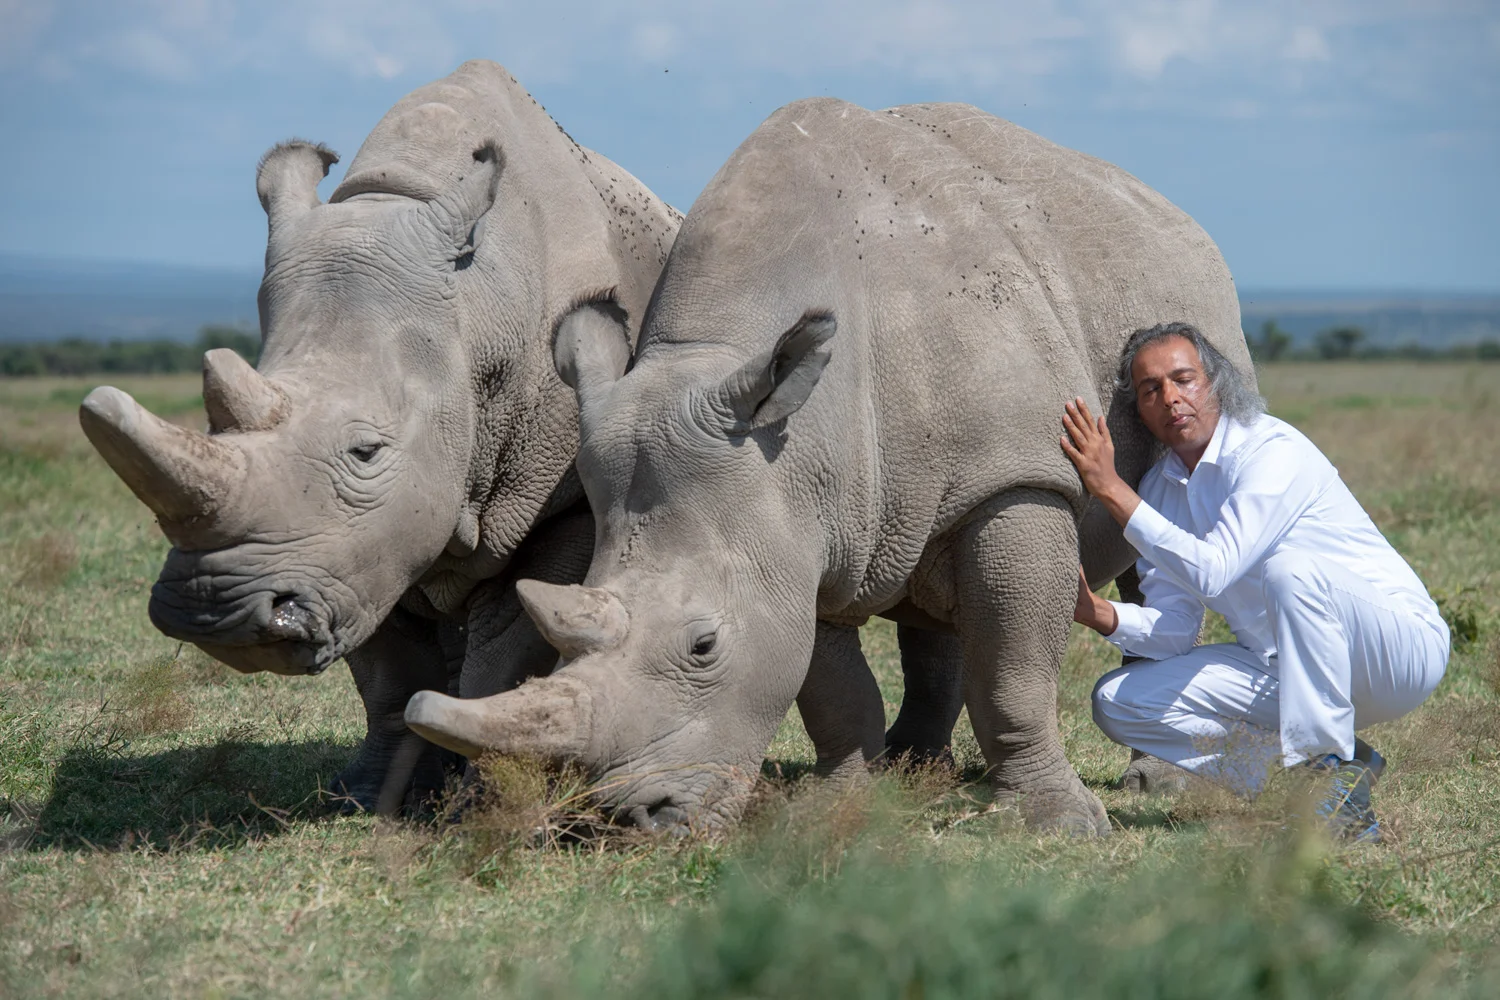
[1157,412,1230,486]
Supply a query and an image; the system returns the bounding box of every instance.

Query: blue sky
[1,0,1495,290]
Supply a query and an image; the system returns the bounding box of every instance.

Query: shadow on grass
[31,737,357,851]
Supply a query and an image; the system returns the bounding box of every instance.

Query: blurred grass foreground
[2,361,1499,997]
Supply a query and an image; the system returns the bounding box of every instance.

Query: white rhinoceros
[407,98,1254,835]
[78,60,683,811]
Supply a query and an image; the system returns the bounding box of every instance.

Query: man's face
[1130,335,1221,458]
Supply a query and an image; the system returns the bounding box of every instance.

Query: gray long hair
[1115,322,1265,424]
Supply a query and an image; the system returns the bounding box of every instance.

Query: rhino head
[406,303,838,830]
[81,139,507,675]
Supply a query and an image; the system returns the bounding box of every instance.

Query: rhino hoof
[996,784,1112,838]
[1117,753,1189,795]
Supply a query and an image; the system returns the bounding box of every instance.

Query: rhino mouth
[621,798,694,836]
[149,581,340,676]
[595,767,751,836]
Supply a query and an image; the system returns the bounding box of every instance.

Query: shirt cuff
[1102,600,1150,649]
[1122,500,1177,561]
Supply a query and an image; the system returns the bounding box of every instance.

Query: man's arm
[1122,453,1322,599]
[1074,563,1205,659]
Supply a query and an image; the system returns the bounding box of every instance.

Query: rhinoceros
[405,98,1254,835]
[78,60,683,811]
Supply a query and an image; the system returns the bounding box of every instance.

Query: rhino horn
[202,348,287,433]
[405,675,594,762]
[79,386,246,544]
[256,140,338,231]
[516,580,629,659]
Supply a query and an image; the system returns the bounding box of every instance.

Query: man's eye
[349,443,383,462]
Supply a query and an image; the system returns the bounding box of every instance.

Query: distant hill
[2,254,1497,349]
[0,253,260,343]
[1238,289,1500,350]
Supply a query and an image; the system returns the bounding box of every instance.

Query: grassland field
[1,362,1498,997]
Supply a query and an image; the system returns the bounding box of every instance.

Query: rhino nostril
[266,594,316,642]
[644,800,691,837]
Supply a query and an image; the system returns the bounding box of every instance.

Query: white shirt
[1106,413,1444,665]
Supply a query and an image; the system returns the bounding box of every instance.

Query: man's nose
[1160,381,1182,407]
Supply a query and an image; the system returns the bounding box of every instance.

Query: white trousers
[1093,549,1449,793]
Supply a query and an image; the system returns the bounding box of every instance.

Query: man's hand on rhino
[1073,566,1119,635]
[1061,397,1141,528]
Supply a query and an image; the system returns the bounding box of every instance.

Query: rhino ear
[717,311,836,433]
[553,297,631,414]
[431,142,502,261]
[256,140,338,234]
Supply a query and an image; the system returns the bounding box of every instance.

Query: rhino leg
[955,488,1110,837]
[459,511,595,699]
[795,621,884,781]
[441,510,595,807]
[333,605,462,814]
[883,625,965,766]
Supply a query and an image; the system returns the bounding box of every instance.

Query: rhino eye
[348,443,383,463]
[690,632,717,658]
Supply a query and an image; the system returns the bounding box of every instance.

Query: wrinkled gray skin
[407,99,1255,835]
[410,99,1256,836]
[77,60,683,811]
[407,99,1255,834]
[408,99,1254,834]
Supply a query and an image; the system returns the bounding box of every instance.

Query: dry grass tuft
[116,648,194,737]
[749,778,880,878]
[451,755,615,878]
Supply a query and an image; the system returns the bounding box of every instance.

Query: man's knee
[1092,667,1133,744]
[1261,549,1326,602]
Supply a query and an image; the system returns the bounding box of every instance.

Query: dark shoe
[1308,754,1381,844]
[1353,737,1387,785]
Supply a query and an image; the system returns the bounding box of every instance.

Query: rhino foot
[330,733,453,816]
[993,776,1112,838]
[1116,751,1190,795]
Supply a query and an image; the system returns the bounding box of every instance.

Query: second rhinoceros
[79,60,682,810]
[407,99,1254,835]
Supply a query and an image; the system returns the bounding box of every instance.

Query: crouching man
[1061,322,1449,842]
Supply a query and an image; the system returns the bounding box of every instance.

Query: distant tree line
[4,321,1495,376]
[1247,319,1500,363]
[0,326,260,376]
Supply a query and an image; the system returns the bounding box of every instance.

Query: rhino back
[334,59,678,323]
[641,97,1243,614]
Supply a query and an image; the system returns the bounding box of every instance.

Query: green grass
[3,363,1499,997]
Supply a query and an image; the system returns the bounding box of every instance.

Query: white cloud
[1283,25,1330,62]
[2,0,1493,122]
[1112,0,1215,78]
[294,1,459,80]
[632,21,678,64]
[1222,97,1261,119]
[109,27,195,81]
